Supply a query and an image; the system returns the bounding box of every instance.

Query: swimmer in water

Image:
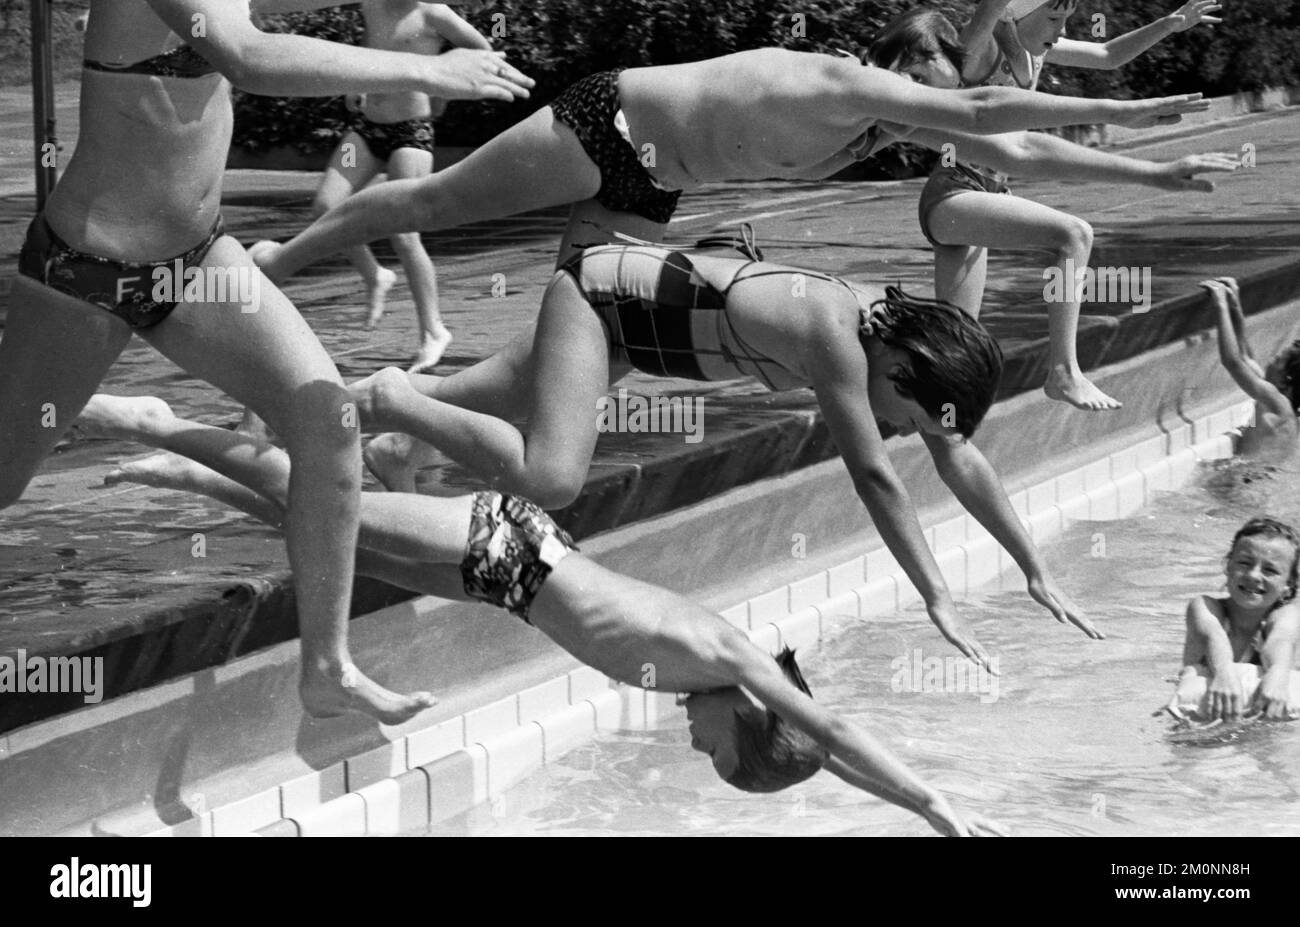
[1200,277,1300,463]
[1173,517,1300,721]
[78,395,1004,836]
[312,2,493,372]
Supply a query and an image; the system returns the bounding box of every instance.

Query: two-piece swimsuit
[916,44,1044,248]
[18,42,226,330]
[558,226,878,392]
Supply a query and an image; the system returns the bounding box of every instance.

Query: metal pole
[30,0,58,210]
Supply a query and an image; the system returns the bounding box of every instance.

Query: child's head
[1265,339,1300,416]
[1003,0,1077,54]
[861,287,1004,439]
[684,649,828,793]
[1224,517,1300,612]
[864,10,965,89]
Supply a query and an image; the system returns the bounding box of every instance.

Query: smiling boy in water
[1175,517,1300,721]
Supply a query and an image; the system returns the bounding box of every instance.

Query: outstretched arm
[148,0,531,99]
[958,0,1014,83]
[1201,281,1294,420]
[1047,1,1222,70]
[919,431,1103,639]
[1184,596,1242,720]
[1253,604,1300,720]
[809,328,991,670]
[839,61,1209,135]
[899,124,1238,190]
[730,643,1004,835]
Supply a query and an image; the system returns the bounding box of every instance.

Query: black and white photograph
[0,0,1296,862]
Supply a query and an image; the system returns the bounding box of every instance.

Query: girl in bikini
[4,0,531,724]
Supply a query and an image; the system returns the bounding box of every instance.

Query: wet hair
[863,9,965,76]
[1228,516,1300,603]
[861,286,1004,438]
[725,649,829,793]
[1272,339,1300,415]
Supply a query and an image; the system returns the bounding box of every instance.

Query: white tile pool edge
[131,400,1252,836]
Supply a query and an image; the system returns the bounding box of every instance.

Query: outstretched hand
[1152,152,1241,191]
[1115,93,1210,129]
[1026,574,1104,639]
[433,49,534,102]
[1168,0,1223,32]
[929,605,997,674]
[924,795,1009,836]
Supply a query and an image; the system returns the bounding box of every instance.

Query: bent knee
[518,467,585,509]
[279,383,363,444]
[1050,217,1093,254]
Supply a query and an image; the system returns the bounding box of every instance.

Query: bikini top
[84,41,218,78]
[968,41,1043,91]
[1207,611,1273,667]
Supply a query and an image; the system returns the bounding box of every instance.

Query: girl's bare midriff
[618,49,878,191]
[44,0,228,260]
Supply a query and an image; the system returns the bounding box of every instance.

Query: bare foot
[364,267,398,330]
[1043,367,1122,411]
[364,432,420,493]
[105,451,204,490]
[248,240,283,282]
[300,662,436,726]
[408,326,453,374]
[74,394,176,442]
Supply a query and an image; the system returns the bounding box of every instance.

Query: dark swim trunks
[350,116,437,162]
[549,70,683,225]
[83,43,218,79]
[917,163,1012,248]
[18,213,226,330]
[460,492,578,621]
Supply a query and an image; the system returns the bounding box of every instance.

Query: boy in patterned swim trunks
[83,394,1004,836]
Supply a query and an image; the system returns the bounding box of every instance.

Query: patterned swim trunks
[549,70,683,224]
[460,492,578,621]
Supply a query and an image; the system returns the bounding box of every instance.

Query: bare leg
[386,147,452,373]
[927,191,1121,412]
[139,236,434,724]
[0,277,132,509]
[251,107,602,282]
[312,132,395,329]
[361,272,612,507]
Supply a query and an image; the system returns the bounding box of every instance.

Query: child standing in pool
[919,0,1222,411]
[1200,277,1300,463]
[1176,517,1300,721]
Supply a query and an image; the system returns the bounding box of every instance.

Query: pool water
[426,460,1300,836]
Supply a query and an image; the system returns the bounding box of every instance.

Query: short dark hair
[1275,339,1300,414]
[862,286,1004,439]
[864,10,966,76]
[1228,516,1300,603]
[725,649,828,793]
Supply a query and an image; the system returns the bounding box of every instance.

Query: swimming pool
[425,460,1300,836]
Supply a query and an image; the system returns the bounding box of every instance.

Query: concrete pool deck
[1,104,1299,833]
